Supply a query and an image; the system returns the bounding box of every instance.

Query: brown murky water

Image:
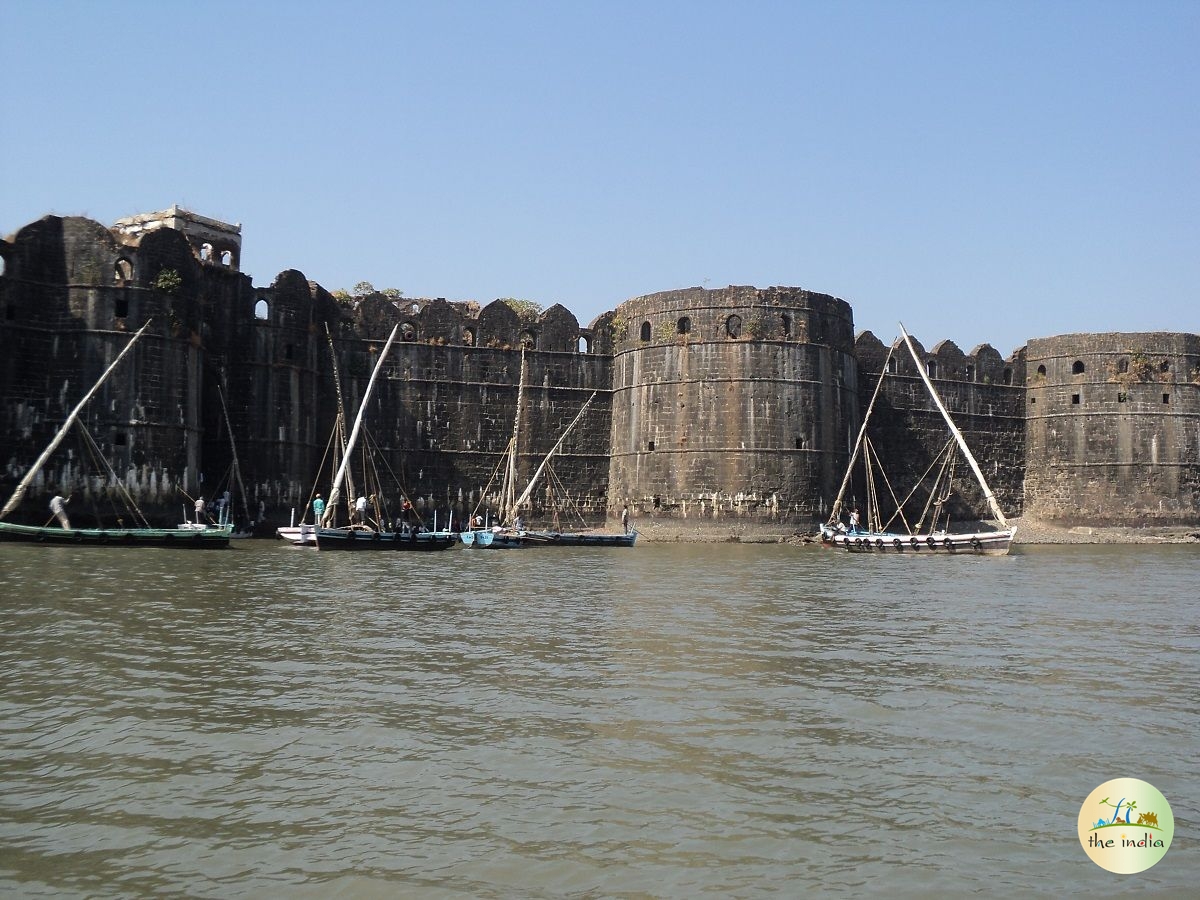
[1,541,1196,896]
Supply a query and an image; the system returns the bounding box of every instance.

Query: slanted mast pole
[898,324,1010,529]
[1,321,152,521]
[512,391,597,514]
[321,325,399,527]
[827,342,896,526]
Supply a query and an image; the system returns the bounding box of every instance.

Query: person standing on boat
[621,504,630,534]
[50,492,71,529]
[195,496,206,525]
[848,508,861,534]
[354,494,367,526]
[311,493,325,523]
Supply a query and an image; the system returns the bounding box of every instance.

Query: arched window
[220,249,232,266]
[1037,365,1047,377]
[401,322,418,341]
[114,258,133,283]
[462,327,476,347]
[578,336,590,353]
[1072,360,1085,375]
[519,330,536,350]
[726,315,742,338]
[676,316,691,335]
[781,313,792,337]
[0,256,6,277]
[965,364,975,382]
[927,360,938,378]
[1002,368,1013,385]
[640,321,651,342]
[254,299,269,320]
[886,357,898,374]
[200,243,213,262]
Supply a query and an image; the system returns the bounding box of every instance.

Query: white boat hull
[820,525,1015,556]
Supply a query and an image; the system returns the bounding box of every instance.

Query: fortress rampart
[2,210,1197,530]
[1024,333,1200,524]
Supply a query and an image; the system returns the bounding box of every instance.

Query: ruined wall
[852,332,1026,527]
[5,211,1199,532]
[607,286,858,525]
[0,216,222,526]
[1024,333,1200,524]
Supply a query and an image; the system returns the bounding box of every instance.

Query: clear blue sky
[2,0,1196,356]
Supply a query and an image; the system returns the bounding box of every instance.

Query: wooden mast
[827,342,896,526]
[1,321,152,521]
[511,391,597,515]
[320,325,399,527]
[898,324,1010,529]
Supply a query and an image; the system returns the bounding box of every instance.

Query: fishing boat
[460,353,634,549]
[312,324,455,553]
[819,325,1015,555]
[0,321,231,549]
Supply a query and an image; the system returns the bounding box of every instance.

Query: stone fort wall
[1024,333,1200,524]
[2,211,1198,529]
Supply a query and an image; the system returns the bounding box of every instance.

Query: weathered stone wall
[4,211,1199,532]
[0,216,221,526]
[852,331,1026,527]
[1024,333,1200,524]
[0,216,613,529]
[607,286,858,526]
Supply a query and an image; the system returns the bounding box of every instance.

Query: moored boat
[820,324,1016,556]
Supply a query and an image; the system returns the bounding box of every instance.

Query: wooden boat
[0,520,230,548]
[462,352,632,549]
[314,524,456,551]
[819,325,1015,556]
[0,321,231,549]
[313,324,455,553]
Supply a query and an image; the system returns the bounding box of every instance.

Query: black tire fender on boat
[875,538,884,550]
[910,537,920,549]
[943,537,953,549]
[854,537,864,548]
[970,537,983,550]
[926,536,936,547]
[893,538,903,551]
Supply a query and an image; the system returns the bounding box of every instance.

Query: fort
[1,208,1197,533]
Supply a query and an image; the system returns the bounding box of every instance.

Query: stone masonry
[1,210,1197,530]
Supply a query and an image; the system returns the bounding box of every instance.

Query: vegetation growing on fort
[500,298,543,323]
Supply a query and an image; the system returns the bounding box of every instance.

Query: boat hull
[0,521,232,548]
[819,525,1014,556]
[314,527,457,551]
[522,530,638,547]
[459,529,525,549]
[276,524,316,546]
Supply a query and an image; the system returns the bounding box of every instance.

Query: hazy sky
[2,1,1196,356]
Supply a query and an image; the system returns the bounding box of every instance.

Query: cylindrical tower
[607,285,857,527]
[1024,332,1200,524]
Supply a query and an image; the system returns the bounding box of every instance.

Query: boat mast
[321,325,399,527]
[501,350,527,523]
[511,391,597,514]
[827,342,896,526]
[1,321,152,521]
[898,324,1010,529]
[324,324,355,517]
[217,380,250,527]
